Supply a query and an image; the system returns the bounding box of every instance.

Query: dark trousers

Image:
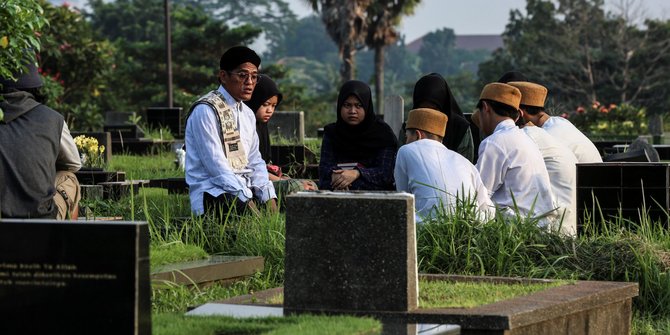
[203,192,249,219]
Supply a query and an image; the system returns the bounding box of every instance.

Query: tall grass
[417,198,670,317]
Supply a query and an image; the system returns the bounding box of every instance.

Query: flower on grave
[74,135,106,168]
[599,106,609,114]
[576,106,585,114]
[560,112,569,119]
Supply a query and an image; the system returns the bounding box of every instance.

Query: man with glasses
[185,46,277,218]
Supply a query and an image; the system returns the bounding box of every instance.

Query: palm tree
[365,0,419,112]
[305,0,371,83]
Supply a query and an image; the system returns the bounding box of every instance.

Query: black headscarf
[498,71,528,83]
[248,75,283,163]
[412,73,469,151]
[323,80,398,161]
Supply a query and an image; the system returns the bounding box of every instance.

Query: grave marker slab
[268,111,305,143]
[284,191,417,313]
[0,219,150,334]
[577,162,670,231]
[146,107,184,138]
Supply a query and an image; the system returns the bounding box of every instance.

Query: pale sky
[287,0,670,42]
[53,0,670,43]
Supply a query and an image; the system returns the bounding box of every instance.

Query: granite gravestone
[146,107,184,138]
[267,111,305,143]
[284,191,417,313]
[577,162,670,231]
[0,219,150,334]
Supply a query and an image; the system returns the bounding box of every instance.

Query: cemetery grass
[152,313,380,335]
[234,280,569,309]
[105,154,670,333]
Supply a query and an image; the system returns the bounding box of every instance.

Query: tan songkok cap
[479,83,521,110]
[507,81,547,108]
[406,108,448,137]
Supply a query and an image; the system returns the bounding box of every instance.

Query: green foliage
[419,28,457,74]
[567,102,648,137]
[0,0,47,83]
[478,0,670,119]
[38,0,115,131]
[87,0,261,112]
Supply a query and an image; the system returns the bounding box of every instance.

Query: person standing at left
[185,46,277,218]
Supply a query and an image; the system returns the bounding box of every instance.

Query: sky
[52,0,670,43]
[286,0,670,42]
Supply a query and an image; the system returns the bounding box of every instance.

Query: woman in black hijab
[405,73,474,162]
[319,80,398,190]
[247,74,282,166]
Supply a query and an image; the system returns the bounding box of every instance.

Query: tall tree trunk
[374,44,384,115]
[341,43,356,83]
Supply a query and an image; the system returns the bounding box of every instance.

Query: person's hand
[302,180,317,191]
[331,169,360,190]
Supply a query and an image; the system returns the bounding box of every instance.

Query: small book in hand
[337,162,363,170]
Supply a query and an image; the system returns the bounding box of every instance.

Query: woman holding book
[319,80,398,190]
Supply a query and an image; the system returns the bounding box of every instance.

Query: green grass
[418,279,568,309]
[150,242,209,271]
[152,314,380,335]
[108,154,184,180]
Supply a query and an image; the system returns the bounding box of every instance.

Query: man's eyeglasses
[227,71,259,83]
[342,102,363,110]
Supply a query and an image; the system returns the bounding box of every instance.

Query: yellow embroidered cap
[406,108,448,137]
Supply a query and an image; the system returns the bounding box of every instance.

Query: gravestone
[577,162,670,231]
[284,191,417,313]
[105,111,134,126]
[383,95,404,138]
[146,107,184,138]
[268,111,305,143]
[0,219,150,334]
[104,124,145,141]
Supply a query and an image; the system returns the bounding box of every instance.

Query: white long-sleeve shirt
[542,116,603,163]
[395,139,494,223]
[185,85,276,215]
[522,125,578,235]
[476,119,557,226]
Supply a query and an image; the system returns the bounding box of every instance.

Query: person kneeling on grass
[394,108,494,223]
[246,74,317,201]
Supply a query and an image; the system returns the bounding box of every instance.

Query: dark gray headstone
[104,125,145,140]
[267,111,304,143]
[146,107,184,138]
[104,111,134,126]
[284,192,417,313]
[0,219,150,334]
